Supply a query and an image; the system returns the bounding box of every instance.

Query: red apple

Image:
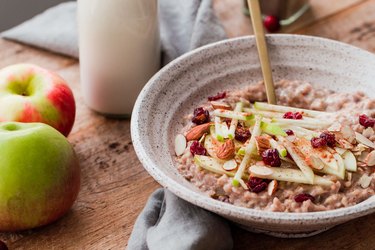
[0,64,76,136]
[0,122,80,231]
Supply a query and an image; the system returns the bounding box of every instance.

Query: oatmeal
[174,80,375,212]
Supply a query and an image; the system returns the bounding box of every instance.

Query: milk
[78,0,160,116]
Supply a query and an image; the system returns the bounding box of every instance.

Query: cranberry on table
[359,114,375,128]
[294,193,315,203]
[190,141,207,156]
[208,92,226,101]
[319,131,336,147]
[261,149,281,167]
[246,177,268,193]
[192,107,210,125]
[235,125,251,143]
[263,15,281,33]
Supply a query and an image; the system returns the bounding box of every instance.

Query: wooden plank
[213,0,366,37]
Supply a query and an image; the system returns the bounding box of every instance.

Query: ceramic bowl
[131,35,375,237]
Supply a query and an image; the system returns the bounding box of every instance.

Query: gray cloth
[127,189,232,250]
[1,0,227,65]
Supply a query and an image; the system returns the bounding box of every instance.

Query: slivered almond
[223,159,237,171]
[358,174,372,188]
[336,139,354,149]
[174,134,187,156]
[216,139,236,160]
[355,132,375,149]
[365,151,375,166]
[267,180,278,196]
[362,127,374,138]
[249,165,273,177]
[255,136,271,155]
[210,101,231,110]
[185,122,213,141]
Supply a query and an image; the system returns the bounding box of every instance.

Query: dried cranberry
[208,92,226,101]
[261,149,281,167]
[235,125,251,143]
[190,141,206,156]
[0,241,8,250]
[311,137,327,148]
[263,15,281,33]
[283,112,303,119]
[320,131,336,147]
[192,107,209,125]
[294,193,315,203]
[359,114,375,128]
[246,177,268,193]
[285,129,294,136]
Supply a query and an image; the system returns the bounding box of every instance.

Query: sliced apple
[194,155,249,179]
[333,153,345,179]
[280,137,315,184]
[342,150,357,172]
[272,118,331,130]
[232,116,262,186]
[253,102,330,118]
[243,108,284,118]
[269,138,288,157]
[250,166,333,186]
[214,117,226,142]
[204,134,218,158]
[213,109,254,121]
[260,121,288,136]
[228,102,243,139]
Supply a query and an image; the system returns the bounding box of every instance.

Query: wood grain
[0,0,375,249]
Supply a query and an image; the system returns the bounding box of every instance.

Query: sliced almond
[355,132,375,149]
[175,134,187,156]
[286,135,296,142]
[255,136,271,155]
[249,165,273,177]
[358,174,372,188]
[362,127,374,138]
[210,101,232,110]
[223,159,237,171]
[336,139,354,150]
[358,151,369,162]
[352,143,369,153]
[216,139,236,160]
[365,151,375,167]
[329,123,356,143]
[267,180,278,196]
[185,122,213,141]
[346,172,352,182]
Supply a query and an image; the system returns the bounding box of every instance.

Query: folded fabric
[127,189,233,250]
[1,0,227,65]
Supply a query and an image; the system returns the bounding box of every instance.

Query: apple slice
[269,138,287,157]
[204,134,218,158]
[333,153,346,179]
[250,166,333,186]
[213,109,254,121]
[243,108,284,118]
[228,102,243,139]
[232,116,262,186]
[214,117,226,142]
[280,137,315,184]
[355,132,375,149]
[342,150,357,172]
[253,102,330,118]
[174,134,187,156]
[194,155,249,179]
[272,118,331,130]
[260,121,288,136]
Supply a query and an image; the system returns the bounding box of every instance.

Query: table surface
[1,0,375,249]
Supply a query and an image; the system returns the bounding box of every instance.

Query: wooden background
[0,0,374,249]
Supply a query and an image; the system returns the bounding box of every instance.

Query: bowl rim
[131,34,375,222]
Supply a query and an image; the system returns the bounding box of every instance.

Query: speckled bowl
[131,35,375,237]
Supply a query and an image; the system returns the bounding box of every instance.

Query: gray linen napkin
[2,1,231,249]
[1,0,227,65]
[128,189,232,250]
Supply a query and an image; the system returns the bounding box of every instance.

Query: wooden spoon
[247,0,277,104]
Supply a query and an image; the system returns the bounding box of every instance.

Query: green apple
[0,122,80,232]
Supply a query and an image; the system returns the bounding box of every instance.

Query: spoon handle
[247,0,277,104]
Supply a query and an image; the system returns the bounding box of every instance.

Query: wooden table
[1,0,375,249]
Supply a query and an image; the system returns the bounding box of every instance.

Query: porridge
[174,80,375,212]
